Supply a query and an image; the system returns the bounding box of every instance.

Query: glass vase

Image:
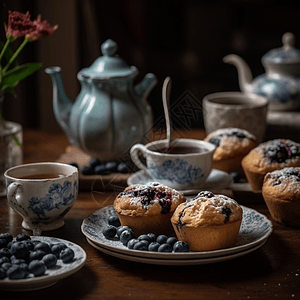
[0,92,23,197]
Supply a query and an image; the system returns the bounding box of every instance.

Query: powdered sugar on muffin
[263,167,300,197]
[114,182,185,217]
[205,128,257,160]
[172,191,242,227]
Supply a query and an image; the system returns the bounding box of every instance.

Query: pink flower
[5,11,36,40]
[25,15,58,41]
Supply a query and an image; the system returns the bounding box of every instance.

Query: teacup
[4,162,78,234]
[203,92,268,143]
[130,138,216,190]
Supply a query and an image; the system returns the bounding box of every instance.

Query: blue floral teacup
[130,138,215,190]
[4,162,78,234]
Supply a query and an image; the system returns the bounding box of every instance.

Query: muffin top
[242,139,300,174]
[204,128,257,160]
[171,191,243,227]
[113,182,186,217]
[262,167,300,202]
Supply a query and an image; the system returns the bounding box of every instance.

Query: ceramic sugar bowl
[224,32,300,111]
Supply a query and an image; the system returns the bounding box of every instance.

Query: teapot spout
[134,73,157,99]
[223,54,253,93]
[45,66,74,142]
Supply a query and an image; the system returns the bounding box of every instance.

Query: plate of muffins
[81,182,273,265]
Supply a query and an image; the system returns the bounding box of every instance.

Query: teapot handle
[130,144,149,172]
[6,182,28,217]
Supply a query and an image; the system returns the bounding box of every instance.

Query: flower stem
[2,38,29,74]
[0,38,11,65]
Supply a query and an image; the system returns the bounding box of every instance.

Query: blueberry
[7,265,27,279]
[42,254,57,268]
[117,162,130,173]
[102,225,117,239]
[158,243,172,252]
[133,241,148,251]
[0,239,7,249]
[116,226,134,238]
[0,268,6,279]
[0,248,11,258]
[23,240,34,251]
[137,234,151,242]
[105,161,119,173]
[10,242,29,259]
[1,262,12,271]
[120,230,135,246]
[94,164,108,175]
[0,233,13,244]
[139,240,150,248]
[0,257,10,265]
[173,241,189,252]
[230,172,241,183]
[156,235,168,244]
[127,239,139,249]
[60,247,75,263]
[89,157,102,168]
[29,250,46,261]
[34,242,50,254]
[148,242,160,252]
[108,215,121,227]
[147,233,156,243]
[51,244,66,257]
[82,165,95,175]
[166,237,178,247]
[19,263,29,277]
[16,233,31,241]
[12,259,27,265]
[28,260,46,277]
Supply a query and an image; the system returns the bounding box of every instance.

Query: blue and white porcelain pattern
[148,158,204,186]
[28,180,77,221]
[81,205,272,261]
[0,236,86,292]
[5,162,78,232]
[127,169,233,195]
[252,74,300,111]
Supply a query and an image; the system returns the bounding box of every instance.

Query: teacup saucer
[127,169,233,195]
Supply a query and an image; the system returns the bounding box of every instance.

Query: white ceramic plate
[86,237,267,265]
[81,205,272,260]
[127,169,233,195]
[0,236,87,292]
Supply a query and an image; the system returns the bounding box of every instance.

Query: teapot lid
[79,39,137,78]
[262,32,300,64]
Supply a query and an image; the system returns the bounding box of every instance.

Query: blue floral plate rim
[81,205,273,260]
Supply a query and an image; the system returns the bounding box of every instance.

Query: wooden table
[0,129,300,300]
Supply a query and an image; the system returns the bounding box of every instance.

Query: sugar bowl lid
[79,39,136,79]
[262,32,300,64]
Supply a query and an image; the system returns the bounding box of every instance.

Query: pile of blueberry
[0,233,75,280]
[76,157,135,176]
[102,215,189,253]
[263,140,300,164]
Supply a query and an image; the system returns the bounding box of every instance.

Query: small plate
[86,237,267,266]
[127,169,233,195]
[0,236,87,292]
[81,205,272,260]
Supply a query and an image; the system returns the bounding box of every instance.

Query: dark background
[1,0,300,132]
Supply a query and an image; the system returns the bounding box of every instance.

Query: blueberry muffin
[204,128,257,175]
[262,167,300,227]
[242,139,300,191]
[113,182,186,236]
[171,191,243,251]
